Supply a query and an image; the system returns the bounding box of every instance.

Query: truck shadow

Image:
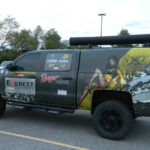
[126,118,150,141]
[3,106,94,134]
[2,106,150,143]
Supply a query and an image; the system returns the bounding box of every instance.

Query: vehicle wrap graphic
[78,48,150,110]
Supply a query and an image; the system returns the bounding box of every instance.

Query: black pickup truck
[1,34,150,140]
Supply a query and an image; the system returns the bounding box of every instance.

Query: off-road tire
[0,96,6,117]
[93,101,133,140]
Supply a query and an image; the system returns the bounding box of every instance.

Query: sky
[0,0,150,40]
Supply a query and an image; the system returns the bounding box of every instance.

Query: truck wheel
[93,101,133,140]
[0,96,6,117]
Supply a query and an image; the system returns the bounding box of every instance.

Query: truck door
[37,51,79,108]
[4,52,42,104]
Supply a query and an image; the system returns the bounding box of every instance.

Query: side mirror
[6,63,16,71]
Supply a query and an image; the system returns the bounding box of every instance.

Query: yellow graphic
[79,89,94,110]
[105,74,112,82]
[7,87,14,90]
[119,48,150,79]
[10,72,36,74]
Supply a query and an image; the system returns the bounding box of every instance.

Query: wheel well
[91,90,134,116]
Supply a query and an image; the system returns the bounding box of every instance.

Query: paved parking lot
[0,105,150,150]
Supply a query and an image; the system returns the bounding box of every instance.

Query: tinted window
[44,53,72,71]
[15,53,41,71]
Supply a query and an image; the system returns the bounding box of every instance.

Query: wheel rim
[99,110,123,133]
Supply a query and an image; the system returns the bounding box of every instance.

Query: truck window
[15,53,41,72]
[44,53,72,71]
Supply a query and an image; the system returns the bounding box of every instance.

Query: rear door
[4,52,42,104]
[37,50,79,108]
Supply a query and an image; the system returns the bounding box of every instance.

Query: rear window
[79,49,128,73]
[44,53,72,71]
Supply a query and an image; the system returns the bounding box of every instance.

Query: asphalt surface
[0,105,150,150]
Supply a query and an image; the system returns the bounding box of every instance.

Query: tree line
[0,16,134,52]
[0,50,23,64]
[0,16,69,51]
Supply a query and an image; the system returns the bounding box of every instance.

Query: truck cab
[0,50,80,110]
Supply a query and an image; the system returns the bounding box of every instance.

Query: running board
[6,102,75,114]
[47,110,65,114]
[13,105,25,109]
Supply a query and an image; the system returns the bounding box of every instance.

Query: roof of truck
[27,47,150,54]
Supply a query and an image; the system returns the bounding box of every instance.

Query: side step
[47,110,64,114]
[13,105,25,109]
[6,101,75,114]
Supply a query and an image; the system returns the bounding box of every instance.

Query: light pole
[98,13,106,36]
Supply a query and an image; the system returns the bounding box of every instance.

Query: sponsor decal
[57,89,67,96]
[56,80,69,85]
[49,64,54,68]
[60,64,66,68]
[62,54,69,59]
[5,78,35,95]
[47,59,57,63]
[53,67,59,70]
[41,73,59,83]
[59,60,69,63]
[50,54,55,58]
[17,74,24,77]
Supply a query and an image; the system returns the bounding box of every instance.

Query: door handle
[28,75,35,78]
[62,77,72,80]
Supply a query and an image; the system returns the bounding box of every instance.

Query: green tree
[0,50,23,63]
[118,28,130,36]
[116,28,132,47]
[33,25,44,49]
[44,29,61,49]
[0,16,19,50]
[8,29,37,50]
[59,40,69,49]
[8,31,20,50]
